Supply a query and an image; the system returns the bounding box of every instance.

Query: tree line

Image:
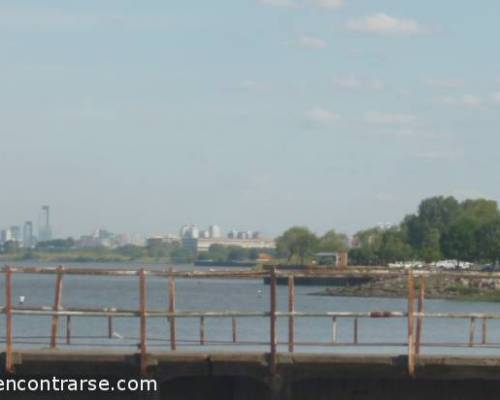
[276,196,500,265]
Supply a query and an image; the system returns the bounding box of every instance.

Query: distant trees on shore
[278,196,500,265]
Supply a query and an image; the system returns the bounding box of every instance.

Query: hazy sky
[1,1,499,238]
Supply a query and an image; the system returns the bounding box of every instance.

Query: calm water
[1,261,500,356]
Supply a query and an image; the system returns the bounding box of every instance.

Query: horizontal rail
[3,306,500,320]
[4,266,500,279]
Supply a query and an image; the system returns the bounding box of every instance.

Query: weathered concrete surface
[3,351,500,399]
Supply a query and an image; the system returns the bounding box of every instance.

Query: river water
[1,261,500,357]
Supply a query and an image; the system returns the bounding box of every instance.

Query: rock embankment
[313,274,500,301]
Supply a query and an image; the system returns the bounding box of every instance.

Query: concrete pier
[3,351,500,399]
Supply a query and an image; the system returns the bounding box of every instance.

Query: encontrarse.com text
[0,377,158,393]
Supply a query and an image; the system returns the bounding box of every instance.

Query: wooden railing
[2,266,500,376]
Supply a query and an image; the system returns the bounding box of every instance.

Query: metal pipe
[50,266,64,349]
[288,275,295,352]
[169,268,177,351]
[4,266,13,373]
[270,268,277,376]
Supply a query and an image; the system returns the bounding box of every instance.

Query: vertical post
[482,318,488,345]
[288,275,295,353]
[332,317,337,344]
[469,317,476,347]
[108,316,113,339]
[415,277,426,355]
[200,317,205,345]
[66,316,72,345]
[50,266,64,349]
[232,317,237,343]
[407,270,416,377]
[353,318,358,345]
[168,268,177,351]
[139,268,147,375]
[270,268,277,376]
[5,266,14,373]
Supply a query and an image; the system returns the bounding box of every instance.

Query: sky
[1,0,500,238]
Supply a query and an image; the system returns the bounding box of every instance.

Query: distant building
[23,221,34,248]
[180,224,199,239]
[182,237,275,253]
[38,205,52,242]
[1,228,13,244]
[9,226,21,243]
[208,225,222,238]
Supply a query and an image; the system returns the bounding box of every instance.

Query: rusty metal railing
[2,266,500,377]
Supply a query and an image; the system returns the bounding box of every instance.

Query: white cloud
[298,35,327,49]
[306,107,339,126]
[365,111,416,125]
[435,95,482,107]
[346,13,430,36]
[423,78,464,89]
[310,0,343,10]
[333,75,384,91]
[257,0,294,6]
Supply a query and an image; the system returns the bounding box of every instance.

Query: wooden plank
[288,275,295,352]
[415,276,426,355]
[5,266,14,373]
[50,266,64,349]
[169,268,177,351]
[407,270,416,377]
[139,268,147,375]
[270,268,277,375]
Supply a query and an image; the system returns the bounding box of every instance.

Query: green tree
[420,228,442,262]
[275,227,318,265]
[318,230,349,252]
[476,217,500,262]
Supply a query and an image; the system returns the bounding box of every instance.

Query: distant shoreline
[311,274,500,302]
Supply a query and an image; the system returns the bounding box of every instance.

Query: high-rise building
[38,205,52,242]
[23,221,34,248]
[10,226,22,243]
[1,228,12,244]
[208,225,222,238]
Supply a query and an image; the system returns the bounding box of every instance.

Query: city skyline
[2,1,500,237]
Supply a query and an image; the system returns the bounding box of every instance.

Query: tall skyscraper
[23,221,34,248]
[38,205,52,242]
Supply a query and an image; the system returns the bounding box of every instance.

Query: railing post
[108,316,113,339]
[232,317,237,343]
[469,317,476,347]
[168,268,177,351]
[200,316,205,345]
[415,276,425,355]
[139,268,147,375]
[332,317,337,344]
[4,266,14,373]
[269,267,277,376]
[407,270,416,377]
[288,275,295,352]
[66,316,72,345]
[482,318,488,345]
[50,266,64,349]
[353,318,358,345]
